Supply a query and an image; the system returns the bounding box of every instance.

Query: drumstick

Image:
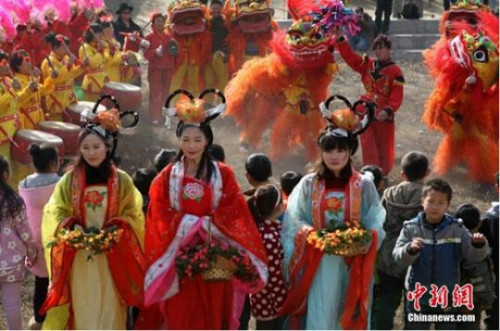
[46,56,55,71]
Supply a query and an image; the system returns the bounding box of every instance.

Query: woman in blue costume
[280,106,386,329]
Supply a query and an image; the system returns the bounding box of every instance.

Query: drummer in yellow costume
[101,20,129,82]
[9,49,56,186]
[79,24,107,102]
[41,33,86,121]
[10,49,56,130]
[0,50,23,188]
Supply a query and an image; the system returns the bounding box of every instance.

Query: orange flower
[326,197,343,212]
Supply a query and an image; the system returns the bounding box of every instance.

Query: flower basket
[175,218,260,284]
[307,227,372,257]
[47,225,124,262]
[201,255,237,281]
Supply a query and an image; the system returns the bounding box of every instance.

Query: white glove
[155,45,163,56]
[140,39,151,49]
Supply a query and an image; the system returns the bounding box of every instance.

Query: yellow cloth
[170,61,200,96]
[79,43,106,98]
[15,73,54,129]
[204,52,228,91]
[41,52,83,117]
[0,76,31,188]
[103,39,125,82]
[41,169,145,330]
[69,185,127,329]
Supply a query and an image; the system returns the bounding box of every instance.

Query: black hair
[455,203,481,231]
[77,128,113,183]
[0,156,25,219]
[248,184,282,227]
[100,21,113,29]
[133,167,158,197]
[174,123,215,183]
[208,144,225,163]
[84,23,104,43]
[372,34,392,50]
[154,148,177,172]
[211,0,224,6]
[280,171,302,196]
[360,165,383,189]
[0,49,9,62]
[44,32,70,49]
[245,153,272,183]
[9,49,29,73]
[401,151,429,181]
[29,143,59,173]
[422,178,453,203]
[312,126,357,181]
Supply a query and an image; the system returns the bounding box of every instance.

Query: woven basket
[201,255,237,281]
[201,218,237,281]
[326,240,371,257]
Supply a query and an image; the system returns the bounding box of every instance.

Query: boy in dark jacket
[455,204,496,330]
[375,151,429,329]
[393,179,489,329]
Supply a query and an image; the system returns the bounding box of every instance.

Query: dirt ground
[1,58,496,329]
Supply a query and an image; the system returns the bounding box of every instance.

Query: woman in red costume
[140,89,268,329]
[144,12,175,125]
[40,97,145,329]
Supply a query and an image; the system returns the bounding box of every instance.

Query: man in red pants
[336,34,404,175]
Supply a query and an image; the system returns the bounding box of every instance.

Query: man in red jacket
[144,12,176,125]
[336,34,404,175]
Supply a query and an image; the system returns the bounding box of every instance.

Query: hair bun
[44,32,57,43]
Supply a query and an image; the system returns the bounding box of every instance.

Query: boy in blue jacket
[393,179,489,329]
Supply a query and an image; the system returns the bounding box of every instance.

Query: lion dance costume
[423,0,499,182]
[223,0,278,74]
[225,0,358,160]
[168,0,212,96]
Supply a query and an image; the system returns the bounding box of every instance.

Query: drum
[64,101,107,126]
[37,121,81,156]
[12,130,64,165]
[102,82,142,112]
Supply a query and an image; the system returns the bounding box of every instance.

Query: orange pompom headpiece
[320,94,374,136]
[82,95,140,156]
[165,88,227,125]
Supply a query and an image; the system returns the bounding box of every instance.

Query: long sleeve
[13,204,36,251]
[282,175,315,270]
[392,223,420,267]
[380,66,405,113]
[360,177,386,248]
[337,38,367,74]
[41,173,74,270]
[461,227,489,264]
[117,170,145,249]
